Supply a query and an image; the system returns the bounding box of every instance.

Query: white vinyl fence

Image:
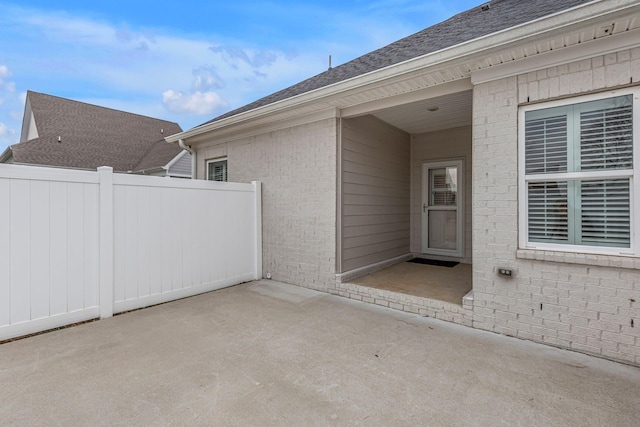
[0,164,262,341]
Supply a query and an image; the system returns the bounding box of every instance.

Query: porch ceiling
[370,90,472,134]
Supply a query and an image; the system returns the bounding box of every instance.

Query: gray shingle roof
[201,0,592,126]
[134,138,185,172]
[9,91,183,172]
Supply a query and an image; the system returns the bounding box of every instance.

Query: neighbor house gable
[133,138,192,177]
[19,96,38,143]
[4,91,188,174]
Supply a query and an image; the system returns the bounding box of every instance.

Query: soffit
[371,90,472,134]
[337,15,639,99]
[336,15,639,135]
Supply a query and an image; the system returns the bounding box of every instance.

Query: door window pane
[428,211,457,250]
[430,167,457,206]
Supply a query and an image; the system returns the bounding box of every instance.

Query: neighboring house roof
[134,138,186,173]
[2,91,184,173]
[202,0,592,126]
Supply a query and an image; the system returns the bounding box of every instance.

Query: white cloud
[0,65,11,79]
[0,6,325,125]
[0,123,16,146]
[0,66,19,150]
[9,110,22,121]
[210,46,279,69]
[162,90,226,115]
[0,65,15,93]
[2,82,16,92]
[0,1,479,133]
[191,66,224,92]
[0,123,11,136]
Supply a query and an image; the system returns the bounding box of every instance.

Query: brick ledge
[516,249,640,269]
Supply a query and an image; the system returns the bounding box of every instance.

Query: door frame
[421,159,465,258]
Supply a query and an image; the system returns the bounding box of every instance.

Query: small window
[207,158,227,182]
[519,89,638,255]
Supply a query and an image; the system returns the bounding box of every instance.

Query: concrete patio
[1,280,638,426]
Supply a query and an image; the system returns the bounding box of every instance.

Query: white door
[422,160,464,257]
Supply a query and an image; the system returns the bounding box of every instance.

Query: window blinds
[581,179,630,247]
[580,102,633,170]
[524,94,633,248]
[525,114,568,174]
[528,181,568,243]
[207,160,228,182]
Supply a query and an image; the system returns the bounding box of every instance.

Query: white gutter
[0,147,12,163]
[165,0,639,144]
[178,139,196,179]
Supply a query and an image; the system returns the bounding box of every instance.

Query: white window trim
[518,87,640,257]
[206,157,228,182]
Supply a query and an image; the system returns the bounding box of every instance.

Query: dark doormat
[407,258,459,268]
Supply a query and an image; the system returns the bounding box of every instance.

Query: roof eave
[166,0,638,144]
[132,167,166,175]
[0,146,13,163]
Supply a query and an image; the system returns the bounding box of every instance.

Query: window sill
[516,249,640,270]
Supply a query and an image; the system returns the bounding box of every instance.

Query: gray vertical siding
[341,115,410,272]
[168,151,192,177]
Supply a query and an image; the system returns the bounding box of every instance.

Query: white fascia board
[165,0,637,144]
[19,97,34,143]
[132,167,165,175]
[472,28,640,85]
[182,107,340,149]
[0,147,12,163]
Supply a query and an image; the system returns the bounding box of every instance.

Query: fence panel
[0,165,261,340]
[111,175,259,313]
[0,165,101,340]
[0,178,10,327]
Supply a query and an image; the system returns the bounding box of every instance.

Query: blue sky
[0,0,483,152]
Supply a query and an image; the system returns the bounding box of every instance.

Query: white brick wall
[196,118,338,292]
[518,49,640,104]
[472,48,640,365]
[331,282,473,326]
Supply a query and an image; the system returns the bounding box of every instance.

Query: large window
[519,89,638,255]
[207,158,228,182]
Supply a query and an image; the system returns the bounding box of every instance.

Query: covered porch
[335,80,475,324]
[351,260,471,305]
[335,259,474,326]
